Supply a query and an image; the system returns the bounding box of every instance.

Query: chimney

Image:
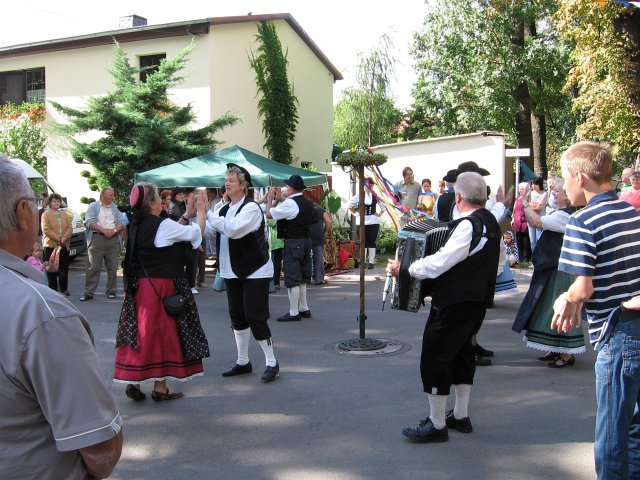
[118,15,148,28]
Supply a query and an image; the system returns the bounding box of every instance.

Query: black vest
[431,208,501,309]
[130,215,186,278]
[276,195,314,239]
[216,197,269,280]
[361,194,377,216]
[437,191,455,222]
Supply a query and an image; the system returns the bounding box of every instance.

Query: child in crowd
[503,231,519,267]
[26,242,47,272]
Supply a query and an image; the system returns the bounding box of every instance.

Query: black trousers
[43,245,70,293]
[420,301,487,396]
[360,224,380,248]
[271,247,283,286]
[185,248,198,288]
[515,230,531,262]
[224,277,271,341]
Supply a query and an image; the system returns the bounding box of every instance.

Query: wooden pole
[357,165,366,339]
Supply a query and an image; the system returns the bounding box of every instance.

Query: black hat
[457,161,490,176]
[226,163,252,188]
[443,169,458,183]
[285,174,307,191]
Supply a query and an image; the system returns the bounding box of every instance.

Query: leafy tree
[249,21,298,164]
[556,0,640,159]
[333,34,402,149]
[0,102,47,173]
[409,0,576,177]
[50,41,238,202]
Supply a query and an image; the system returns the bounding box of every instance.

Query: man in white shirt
[206,164,279,383]
[265,175,315,322]
[387,172,501,443]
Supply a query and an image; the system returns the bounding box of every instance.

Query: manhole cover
[328,338,411,357]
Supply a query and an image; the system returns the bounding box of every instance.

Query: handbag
[213,270,226,292]
[141,266,187,317]
[162,294,187,317]
[45,246,62,273]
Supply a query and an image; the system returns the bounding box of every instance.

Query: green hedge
[377,226,398,254]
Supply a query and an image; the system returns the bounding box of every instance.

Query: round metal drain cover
[339,338,387,351]
[329,338,411,357]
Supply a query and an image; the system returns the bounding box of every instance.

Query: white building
[0,13,341,211]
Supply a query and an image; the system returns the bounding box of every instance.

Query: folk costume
[348,179,386,268]
[114,197,209,386]
[206,164,279,382]
[512,207,586,355]
[269,175,315,322]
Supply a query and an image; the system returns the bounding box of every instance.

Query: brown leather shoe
[151,389,184,402]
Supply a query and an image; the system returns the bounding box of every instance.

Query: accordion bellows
[391,218,450,312]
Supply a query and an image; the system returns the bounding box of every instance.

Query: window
[0,68,45,105]
[139,54,166,82]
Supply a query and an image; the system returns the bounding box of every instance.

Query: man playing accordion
[387,171,501,443]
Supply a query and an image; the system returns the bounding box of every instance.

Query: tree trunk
[512,19,534,172]
[530,110,547,179]
[525,21,547,178]
[514,82,534,172]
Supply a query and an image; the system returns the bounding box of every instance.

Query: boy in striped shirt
[552,141,640,480]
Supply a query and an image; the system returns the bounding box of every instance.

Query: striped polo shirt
[559,189,640,348]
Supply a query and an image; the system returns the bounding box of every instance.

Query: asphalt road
[65,260,597,480]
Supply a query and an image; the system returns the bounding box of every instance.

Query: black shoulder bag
[141,265,187,317]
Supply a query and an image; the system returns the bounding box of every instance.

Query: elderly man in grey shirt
[0,156,122,479]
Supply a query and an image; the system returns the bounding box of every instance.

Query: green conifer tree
[50,40,238,202]
[249,21,298,165]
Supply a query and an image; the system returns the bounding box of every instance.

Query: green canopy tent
[135,145,327,188]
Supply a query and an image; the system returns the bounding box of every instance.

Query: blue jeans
[595,317,640,479]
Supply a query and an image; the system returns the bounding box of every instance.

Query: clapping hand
[185,193,197,218]
[196,190,207,213]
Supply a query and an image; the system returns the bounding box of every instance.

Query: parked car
[10,158,87,259]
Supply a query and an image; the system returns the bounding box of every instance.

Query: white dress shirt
[205,198,273,279]
[409,210,487,280]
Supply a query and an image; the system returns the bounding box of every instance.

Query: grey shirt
[395,180,422,210]
[0,249,121,479]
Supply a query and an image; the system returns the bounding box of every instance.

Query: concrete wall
[330,132,509,228]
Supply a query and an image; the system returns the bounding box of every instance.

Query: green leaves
[0,102,47,173]
[556,0,640,156]
[249,21,298,164]
[50,41,238,201]
[333,34,402,149]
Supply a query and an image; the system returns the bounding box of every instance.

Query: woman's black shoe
[537,352,558,362]
[125,384,146,401]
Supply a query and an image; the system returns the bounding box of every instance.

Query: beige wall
[1,20,335,211]
[210,20,334,171]
[330,133,508,227]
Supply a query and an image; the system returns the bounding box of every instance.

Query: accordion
[391,218,451,312]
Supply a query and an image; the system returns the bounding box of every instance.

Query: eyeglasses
[13,196,39,213]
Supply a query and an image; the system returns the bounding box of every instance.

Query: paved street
[66,260,597,480]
